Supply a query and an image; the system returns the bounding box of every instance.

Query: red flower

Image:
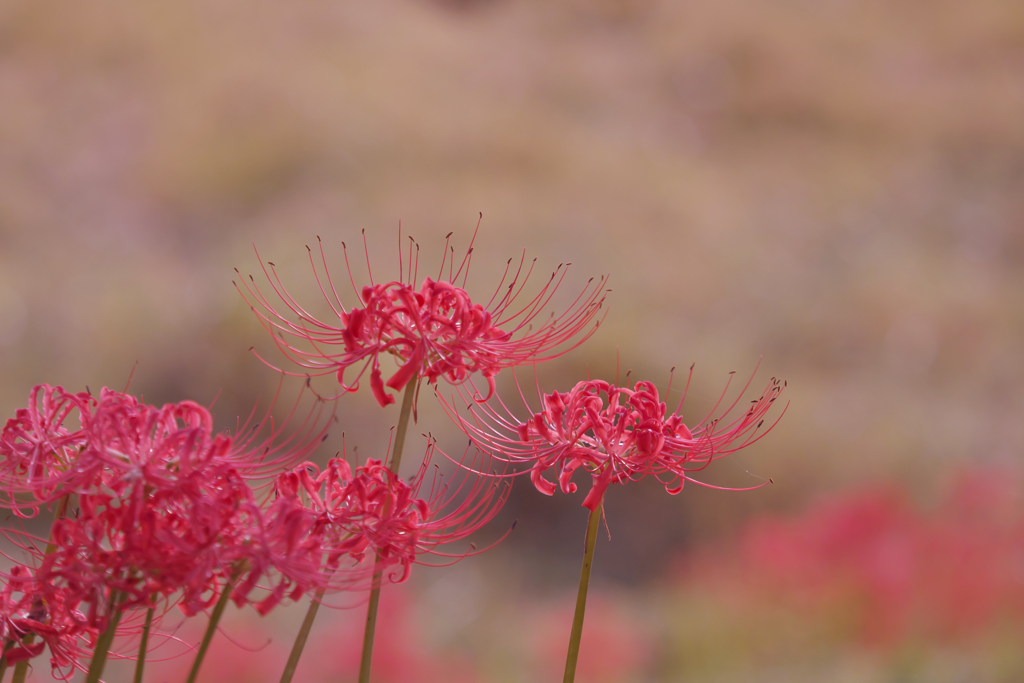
[0,381,333,674]
[449,366,785,510]
[0,566,89,680]
[267,442,509,592]
[236,222,608,406]
[0,385,93,513]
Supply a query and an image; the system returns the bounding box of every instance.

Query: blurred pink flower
[711,468,1024,647]
[0,566,87,680]
[294,584,484,683]
[237,224,607,406]
[532,595,651,683]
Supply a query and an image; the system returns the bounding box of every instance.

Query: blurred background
[1,0,1023,680]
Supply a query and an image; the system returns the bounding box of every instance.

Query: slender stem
[133,606,154,683]
[357,379,417,683]
[563,503,602,683]
[184,577,236,683]
[357,572,384,683]
[278,587,326,683]
[9,654,28,683]
[85,590,125,683]
[387,377,417,473]
[0,639,13,681]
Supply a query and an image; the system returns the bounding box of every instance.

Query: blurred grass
[0,0,1022,680]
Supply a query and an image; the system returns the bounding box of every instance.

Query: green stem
[0,639,13,681]
[9,654,27,683]
[563,503,602,683]
[357,378,417,683]
[184,577,236,683]
[84,590,125,683]
[278,587,326,683]
[387,377,417,473]
[133,606,154,683]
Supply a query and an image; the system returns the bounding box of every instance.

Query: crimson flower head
[450,365,786,511]
[236,220,608,406]
[267,442,509,591]
[0,566,86,680]
[0,381,328,515]
[0,384,94,512]
[0,381,332,638]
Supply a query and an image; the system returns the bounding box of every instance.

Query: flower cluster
[0,381,509,677]
[0,566,85,674]
[0,385,329,676]
[236,225,608,406]
[0,226,784,683]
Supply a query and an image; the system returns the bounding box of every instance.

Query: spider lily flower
[446,365,786,510]
[235,221,608,406]
[0,382,334,676]
[0,385,93,514]
[266,441,510,593]
[0,382,330,516]
[0,566,88,680]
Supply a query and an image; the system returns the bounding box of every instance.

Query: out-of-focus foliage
[1,0,1022,680]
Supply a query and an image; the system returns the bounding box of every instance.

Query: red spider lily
[0,385,93,513]
[235,220,608,407]
[0,566,89,680]
[266,442,510,594]
[0,382,330,516]
[446,365,785,510]
[0,382,334,678]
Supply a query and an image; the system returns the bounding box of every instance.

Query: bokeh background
[1,0,1023,681]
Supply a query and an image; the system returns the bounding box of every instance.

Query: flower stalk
[0,639,13,681]
[84,590,125,683]
[358,378,417,683]
[10,653,29,683]
[564,502,602,683]
[133,606,154,683]
[278,587,326,683]
[184,576,237,683]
